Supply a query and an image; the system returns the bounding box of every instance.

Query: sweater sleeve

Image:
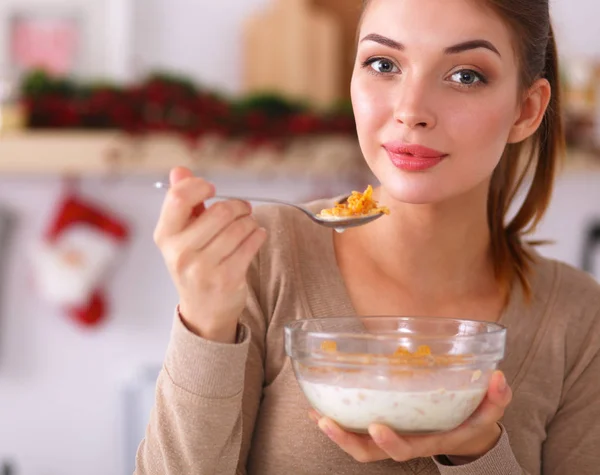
[432,425,527,475]
[134,263,267,475]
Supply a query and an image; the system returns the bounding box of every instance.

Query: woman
[136,0,600,473]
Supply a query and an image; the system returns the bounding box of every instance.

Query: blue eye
[367,58,399,74]
[449,69,485,86]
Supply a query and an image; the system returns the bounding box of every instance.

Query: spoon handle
[154,181,312,215]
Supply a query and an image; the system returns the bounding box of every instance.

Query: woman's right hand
[153,167,267,343]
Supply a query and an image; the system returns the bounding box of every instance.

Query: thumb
[488,370,511,406]
[463,371,511,428]
[169,166,194,185]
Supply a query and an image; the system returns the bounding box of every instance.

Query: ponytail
[488,23,564,298]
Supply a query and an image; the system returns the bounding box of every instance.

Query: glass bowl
[284,316,506,434]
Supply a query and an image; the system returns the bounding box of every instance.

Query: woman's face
[352,0,522,204]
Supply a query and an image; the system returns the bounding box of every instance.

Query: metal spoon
[153,181,384,232]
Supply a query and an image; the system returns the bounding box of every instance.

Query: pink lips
[383,142,448,171]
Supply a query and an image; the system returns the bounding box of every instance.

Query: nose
[393,77,436,129]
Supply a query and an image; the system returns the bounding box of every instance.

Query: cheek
[351,75,391,141]
[445,94,517,162]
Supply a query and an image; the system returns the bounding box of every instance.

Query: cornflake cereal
[318,185,390,219]
[318,341,472,368]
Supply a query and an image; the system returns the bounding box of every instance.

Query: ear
[507,78,551,144]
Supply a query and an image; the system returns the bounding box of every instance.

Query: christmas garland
[19,70,357,147]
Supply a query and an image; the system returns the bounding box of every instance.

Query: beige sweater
[135,200,600,475]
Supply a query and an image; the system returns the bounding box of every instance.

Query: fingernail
[498,372,507,393]
[319,420,335,439]
[370,426,384,444]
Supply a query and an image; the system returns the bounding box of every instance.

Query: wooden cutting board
[243,0,356,108]
[311,0,364,101]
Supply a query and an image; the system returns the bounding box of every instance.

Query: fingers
[308,409,320,423]
[169,166,194,185]
[316,417,387,463]
[488,370,512,406]
[154,174,216,243]
[155,166,268,276]
[174,199,252,252]
[170,168,207,218]
[467,371,512,428]
[202,214,265,265]
[220,226,267,271]
[368,424,440,462]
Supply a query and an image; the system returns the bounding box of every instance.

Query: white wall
[0,176,174,475]
[0,173,355,475]
[552,0,600,60]
[529,170,600,277]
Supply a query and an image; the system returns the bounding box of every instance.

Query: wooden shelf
[0,131,367,178]
[0,130,598,178]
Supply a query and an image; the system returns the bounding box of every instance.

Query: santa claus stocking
[31,193,129,327]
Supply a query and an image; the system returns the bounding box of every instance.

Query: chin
[378,178,451,205]
[367,160,451,205]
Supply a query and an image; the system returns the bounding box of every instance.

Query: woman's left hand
[309,371,511,464]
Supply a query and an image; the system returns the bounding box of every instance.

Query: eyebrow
[445,39,501,57]
[360,34,501,57]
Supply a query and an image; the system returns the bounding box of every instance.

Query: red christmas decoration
[31,192,130,327]
[19,70,357,156]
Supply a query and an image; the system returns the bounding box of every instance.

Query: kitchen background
[0,0,599,474]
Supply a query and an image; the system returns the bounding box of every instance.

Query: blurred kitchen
[0,0,598,474]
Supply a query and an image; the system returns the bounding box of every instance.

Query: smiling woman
[135,1,600,474]
[353,0,562,298]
